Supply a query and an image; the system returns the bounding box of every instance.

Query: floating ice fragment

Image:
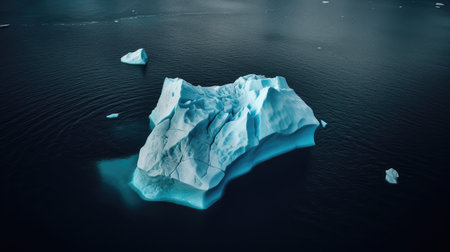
[0,24,10,29]
[317,46,322,50]
[120,48,148,65]
[435,3,445,6]
[114,20,119,23]
[385,168,399,184]
[322,1,330,3]
[320,120,327,128]
[106,113,119,119]
[130,74,320,209]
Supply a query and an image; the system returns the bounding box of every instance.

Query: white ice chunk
[106,113,119,119]
[385,168,399,184]
[435,3,445,6]
[320,119,327,128]
[130,74,320,209]
[322,1,330,4]
[0,24,10,29]
[120,48,148,65]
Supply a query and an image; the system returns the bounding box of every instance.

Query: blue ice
[130,75,320,209]
[320,120,327,128]
[385,168,399,184]
[120,48,148,65]
[106,113,119,119]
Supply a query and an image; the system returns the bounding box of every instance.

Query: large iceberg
[120,48,148,65]
[130,74,319,209]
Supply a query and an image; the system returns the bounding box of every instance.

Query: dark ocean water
[1,0,450,251]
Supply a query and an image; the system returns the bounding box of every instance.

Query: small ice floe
[0,24,10,29]
[399,5,403,8]
[322,1,330,4]
[114,20,119,23]
[385,168,399,184]
[317,46,322,50]
[120,48,148,65]
[320,120,327,128]
[106,113,119,119]
[435,3,445,6]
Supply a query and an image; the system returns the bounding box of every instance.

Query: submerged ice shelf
[130,74,320,209]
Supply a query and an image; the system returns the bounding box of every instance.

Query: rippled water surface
[1,0,449,251]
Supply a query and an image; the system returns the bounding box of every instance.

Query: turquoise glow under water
[97,155,142,207]
[98,125,317,209]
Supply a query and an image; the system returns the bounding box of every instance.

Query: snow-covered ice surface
[130,74,320,209]
[106,113,119,118]
[385,168,399,184]
[120,48,148,65]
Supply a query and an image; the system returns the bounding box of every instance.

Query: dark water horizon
[1,0,450,251]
